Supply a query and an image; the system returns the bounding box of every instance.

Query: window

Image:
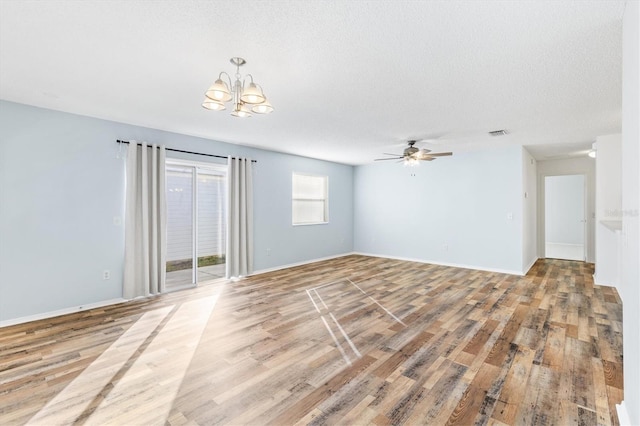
[292,173,328,225]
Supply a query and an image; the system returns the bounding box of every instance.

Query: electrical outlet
[443,244,449,252]
[266,248,271,256]
[103,270,111,280]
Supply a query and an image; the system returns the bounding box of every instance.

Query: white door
[544,174,585,261]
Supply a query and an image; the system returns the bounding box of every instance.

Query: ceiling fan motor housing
[405,146,419,156]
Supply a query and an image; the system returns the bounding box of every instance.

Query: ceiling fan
[375,140,453,164]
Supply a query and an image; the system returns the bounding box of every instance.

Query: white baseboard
[523,257,539,275]
[1,253,357,327]
[0,298,127,328]
[616,401,631,425]
[0,253,535,328]
[593,273,618,288]
[353,252,526,276]
[251,252,356,276]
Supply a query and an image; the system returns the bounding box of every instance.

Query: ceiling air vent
[488,129,508,136]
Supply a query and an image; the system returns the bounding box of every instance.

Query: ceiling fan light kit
[202,57,273,118]
[375,140,453,166]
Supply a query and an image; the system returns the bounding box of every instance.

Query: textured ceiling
[0,0,625,164]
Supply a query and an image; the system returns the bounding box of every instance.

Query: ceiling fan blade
[382,152,402,156]
[389,142,412,148]
[414,132,447,142]
[419,148,432,154]
[420,157,436,161]
[426,152,453,157]
[374,157,403,161]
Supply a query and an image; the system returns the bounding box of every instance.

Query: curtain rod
[116,140,257,163]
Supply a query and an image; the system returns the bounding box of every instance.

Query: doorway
[165,161,227,290]
[544,174,586,261]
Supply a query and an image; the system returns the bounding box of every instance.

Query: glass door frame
[166,158,227,290]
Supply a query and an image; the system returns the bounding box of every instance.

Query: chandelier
[202,57,274,117]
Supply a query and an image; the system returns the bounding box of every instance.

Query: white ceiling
[0,0,625,165]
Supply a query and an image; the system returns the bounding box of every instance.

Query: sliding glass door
[196,171,227,283]
[165,162,227,290]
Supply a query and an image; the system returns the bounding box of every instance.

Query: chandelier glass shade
[202,57,273,118]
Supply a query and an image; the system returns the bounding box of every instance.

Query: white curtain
[123,142,167,298]
[226,157,254,278]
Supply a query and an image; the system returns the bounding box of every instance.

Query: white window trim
[292,172,329,226]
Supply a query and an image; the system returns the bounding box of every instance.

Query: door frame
[542,174,587,261]
[165,159,227,290]
[538,172,588,261]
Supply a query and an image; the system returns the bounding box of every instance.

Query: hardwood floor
[0,255,623,425]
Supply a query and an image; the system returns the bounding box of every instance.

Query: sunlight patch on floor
[27,285,224,425]
[27,305,174,425]
[306,278,405,366]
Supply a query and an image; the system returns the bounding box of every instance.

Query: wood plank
[601,359,623,390]
[0,256,622,425]
[592,357,613,426]
[445,362,501,425]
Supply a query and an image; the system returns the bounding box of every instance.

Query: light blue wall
[0,100,354,321]
[353,145,524,274]
[621,1,640,423]
[0,100,530,323]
